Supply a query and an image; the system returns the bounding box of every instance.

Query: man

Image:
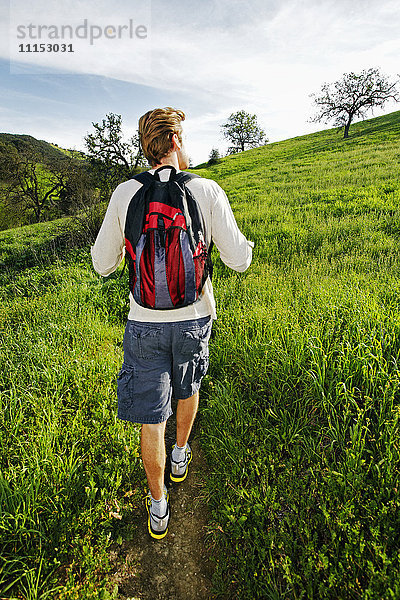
[91,107,253,539]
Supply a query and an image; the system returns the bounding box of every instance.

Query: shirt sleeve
[90,183,127,277]
[209,181,254,272]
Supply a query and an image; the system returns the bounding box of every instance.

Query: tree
[310,68,400,139]
[5,155,71,223]
[208,148,221,165]
[56,157,96,216]
[0,141,89,225]
[221,110,267,154]
[84,113,147,198]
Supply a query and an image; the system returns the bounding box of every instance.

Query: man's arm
[209,180,253,272]
[90,183,128,277]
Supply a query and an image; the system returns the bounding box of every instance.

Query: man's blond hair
[138,107,185,167]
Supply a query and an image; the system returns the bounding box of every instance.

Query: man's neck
[152,154,179,171]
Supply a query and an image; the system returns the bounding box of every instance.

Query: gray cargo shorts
[117,316,212,424]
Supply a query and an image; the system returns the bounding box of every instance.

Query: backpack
[124,165,213,310]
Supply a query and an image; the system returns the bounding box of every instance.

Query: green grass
[0,133,68,166]
[0,239,140,599]
[1,110,400,599]
[0,133,85,229]
[195,110,400,599]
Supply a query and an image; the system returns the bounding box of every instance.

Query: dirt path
[109,403,216,600]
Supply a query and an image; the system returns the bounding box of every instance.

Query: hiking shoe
[170,442,192,483]
[145,486,170,540]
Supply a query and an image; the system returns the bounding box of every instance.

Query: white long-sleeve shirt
[91,167,253,322]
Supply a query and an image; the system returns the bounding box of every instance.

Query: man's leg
[141,421,167,500]
[176,390,199,447]
[170,391,198,483]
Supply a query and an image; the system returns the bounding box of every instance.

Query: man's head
[138,107,189,169]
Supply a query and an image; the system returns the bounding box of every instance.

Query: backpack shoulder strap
[125,171,154,246]
[172,171,213,254]
[175,171,200,185]
[176,171,214,277]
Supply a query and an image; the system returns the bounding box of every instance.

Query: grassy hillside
[50,143,87,161]
[1,110,400,599]
[0,133,69,165]
[196,110,400,599]
[0,134,88,230]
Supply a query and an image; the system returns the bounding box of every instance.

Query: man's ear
[171,133,182,151]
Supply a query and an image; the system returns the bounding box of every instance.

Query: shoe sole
[147,519,169,540]
[170,451,193,483]
[145,492,170,540]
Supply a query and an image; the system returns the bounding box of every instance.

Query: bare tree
[221,110,267,154]
[310,68,400,138]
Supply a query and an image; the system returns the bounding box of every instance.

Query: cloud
[1,0,399,163]
[4,0,400,102]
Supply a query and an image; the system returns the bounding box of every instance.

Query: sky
[0,0,399,165]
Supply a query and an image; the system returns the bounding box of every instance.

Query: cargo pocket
[197,353,209,378]
[117,364,136,402]
[179,319,212,357]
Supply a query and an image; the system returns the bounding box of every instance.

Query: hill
[196,108,400,175]
[0,133,89,230]
[1,109,400,600]
[0,132,70,165]
[196,109,400,169]
[193,109,400,599]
